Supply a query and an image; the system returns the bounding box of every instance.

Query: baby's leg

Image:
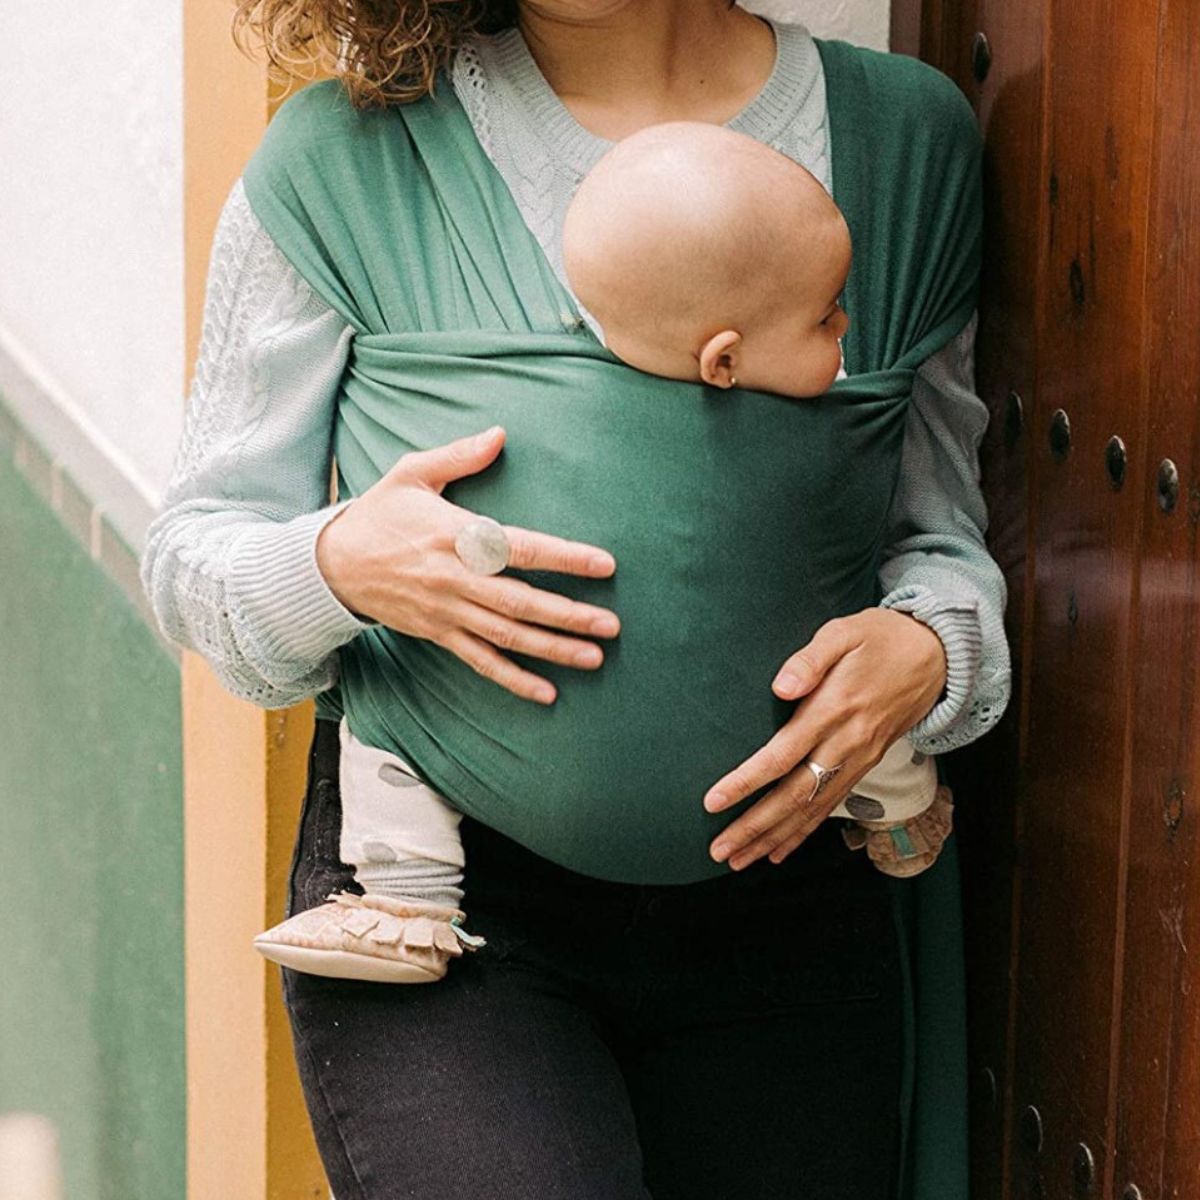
[252,719,483,982]
[841,784,955,877]
[338,716,466,910]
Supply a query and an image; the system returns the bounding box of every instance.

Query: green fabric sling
[244,38,981,1199]
[243,41,980,886]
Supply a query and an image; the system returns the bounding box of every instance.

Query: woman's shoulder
[819,39,980,157]
[244,75,432,210]
[255,77,383,158]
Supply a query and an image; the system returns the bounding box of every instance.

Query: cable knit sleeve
[139,176,376,709]
[876,311,1012,753]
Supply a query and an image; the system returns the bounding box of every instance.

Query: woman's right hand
[315,425,620,705]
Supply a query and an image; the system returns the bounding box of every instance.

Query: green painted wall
[0,457,185,1200]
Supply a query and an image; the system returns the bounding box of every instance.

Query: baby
[563,121,954,875]
[254,121,953,986]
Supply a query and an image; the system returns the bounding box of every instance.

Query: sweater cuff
[878,584,982,745]
[227,500,379,666]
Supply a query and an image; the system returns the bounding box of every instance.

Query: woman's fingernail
[591,615,619,636]
[589,553,615,573]
[535,684,556,704]
[704,791,727,812]
[774,672,800,694]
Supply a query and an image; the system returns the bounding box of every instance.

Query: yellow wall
[182,5,327,1196]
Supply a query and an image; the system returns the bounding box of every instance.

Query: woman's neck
[515,1,776,139]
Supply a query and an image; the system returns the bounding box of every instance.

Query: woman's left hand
[704,609,948,870]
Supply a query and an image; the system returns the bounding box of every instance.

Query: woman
[141,1,1010,1196]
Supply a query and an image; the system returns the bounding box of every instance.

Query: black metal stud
[980,1066,999,1112]
[1020,1105,1044,1154]
[1158,458,1180,512]
[1105,435,1127,490]
[1050,409,1071,460]
[972,32,993,83]
[1006,391,1024,448]
[1122,1185,1144,1200]
[1073,1143,1096,1193]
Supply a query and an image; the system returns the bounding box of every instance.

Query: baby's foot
[254,890,486,983]
[841,785,954,878]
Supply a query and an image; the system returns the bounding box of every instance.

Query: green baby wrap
[245,37,982,1197]
[244,40,979,886]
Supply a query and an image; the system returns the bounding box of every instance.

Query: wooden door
[892,1,1200,1196]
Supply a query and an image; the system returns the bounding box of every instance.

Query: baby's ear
[697,329,742,388]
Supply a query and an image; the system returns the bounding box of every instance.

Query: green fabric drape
[244,37,981,1195]
[242,41,979,887]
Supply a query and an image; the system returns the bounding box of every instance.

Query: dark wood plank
[1114,2,1200,1196]
[941,3,1046,1196]
[1009,0,1160,1193]
[890,0,925,59]
[907,6,1040,1197]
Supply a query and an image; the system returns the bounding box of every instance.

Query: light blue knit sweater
[139,18,1010,755]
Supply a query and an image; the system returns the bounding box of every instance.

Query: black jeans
[281,718,904,1200]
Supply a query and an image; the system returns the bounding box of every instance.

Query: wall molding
[0,319,160,556]
[0,330,176,662]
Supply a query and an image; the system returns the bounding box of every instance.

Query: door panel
[1114,6,1200,1199]
[896,0,1199,1195]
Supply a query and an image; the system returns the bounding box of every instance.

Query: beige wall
[0,0,183,526]
[749,0,890,49]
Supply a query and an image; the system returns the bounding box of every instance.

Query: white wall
[0,1,184,527]
[748,0,890,51]
[0,0,885,541]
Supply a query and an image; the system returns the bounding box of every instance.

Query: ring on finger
[802,757,846,804]
[454,516,511,575]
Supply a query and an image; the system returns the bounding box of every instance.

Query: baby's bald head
[563,120,851,396]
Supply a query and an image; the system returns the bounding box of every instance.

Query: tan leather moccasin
[254,890,485,984]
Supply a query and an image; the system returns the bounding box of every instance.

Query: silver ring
[802,757,846,804]
[453,516,511,575]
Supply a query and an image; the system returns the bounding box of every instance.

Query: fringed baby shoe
[841,784,955,878]
[254,890,487,984]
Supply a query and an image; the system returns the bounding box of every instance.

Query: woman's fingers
[771,617,858,700]
[725,779,840,869]
[390,425,507,492]
[460,573,620,638]
[703,720,821,814]
[709,768,830,865]
[500,523,617,578]
[437,628,559,705]
[456,599,608,671]
[703,625,864,814]
[712,750,866,869]
[704,608,947,870]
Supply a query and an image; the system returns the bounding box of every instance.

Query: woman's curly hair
[232,1,520,110]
